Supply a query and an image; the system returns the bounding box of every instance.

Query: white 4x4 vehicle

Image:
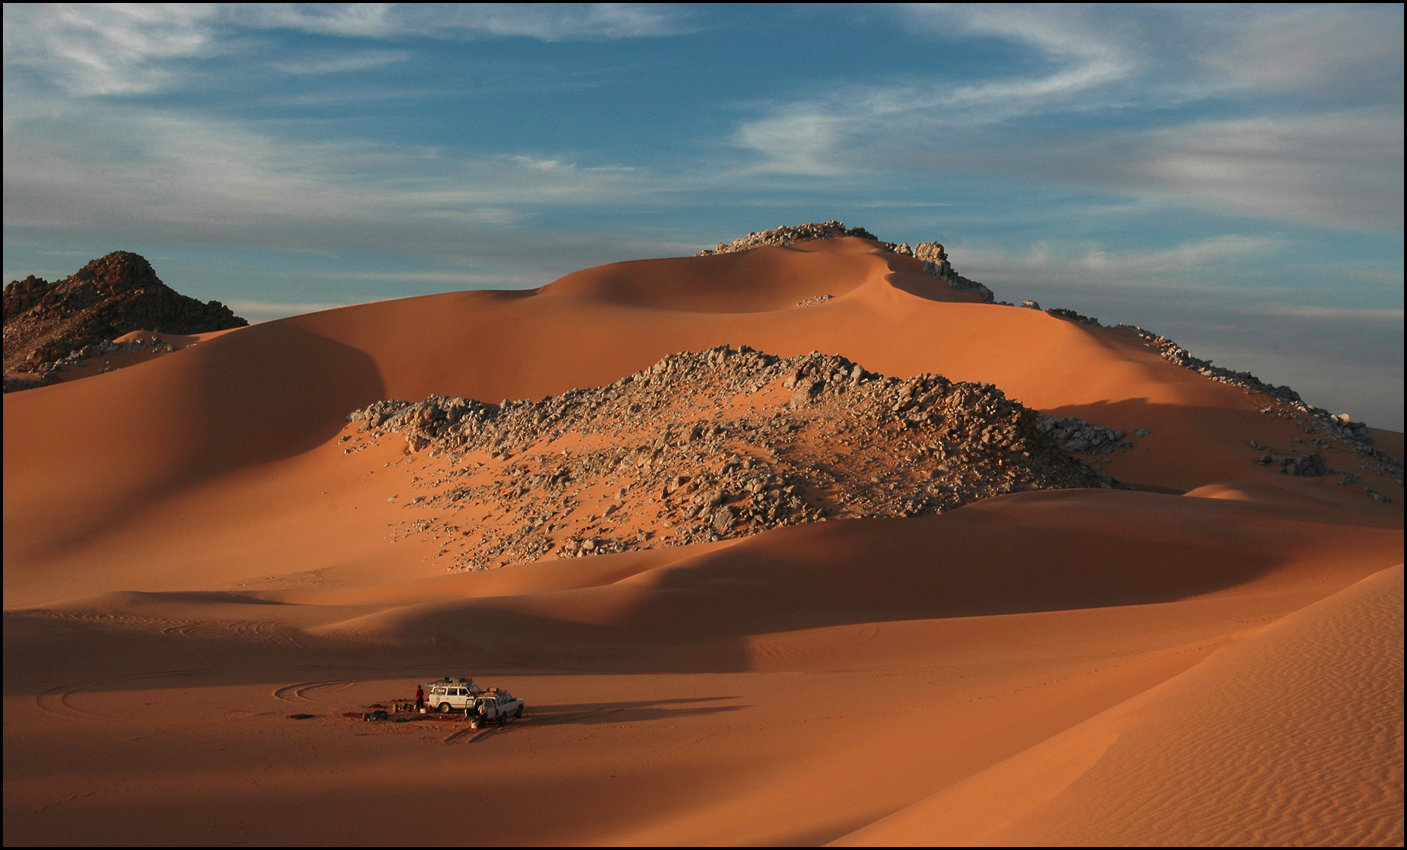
[425,678,483,713]
[469,689,525,728]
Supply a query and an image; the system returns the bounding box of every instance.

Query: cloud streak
[236,3,694,42]
[2,4,692,96]
[268,49,411,76]
[730,5,1403,232]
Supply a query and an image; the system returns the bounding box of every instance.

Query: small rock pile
[1251,433,1399,501]
[1046,307,1100,325]
[346,346,1115,571]
[1,335,178,392]
[1034,416,1131,466]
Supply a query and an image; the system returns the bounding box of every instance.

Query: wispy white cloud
[732,4,1140,175]
[1199,4,1404,97]
[269,49,410,76]
[1134,110,1404,231]
[728,5,1403,232]
[2,4,219,95]
[902,4,1135,110]
[2,4,691,97]
[1,97,668,246]
[1251,305,1405,323]
[954,234,1286,289]
[235,3,693,42]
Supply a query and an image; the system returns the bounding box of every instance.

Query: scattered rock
[349,346,1116,571]
[711,506,735,533]
[1280,454,1328,477]
[1046,307,1101,325]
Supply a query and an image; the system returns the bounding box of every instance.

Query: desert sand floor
[5,238,1403,845]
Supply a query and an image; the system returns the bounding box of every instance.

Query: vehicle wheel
[439,703,451,713]
[498,714,506,727]
[515,705,524,719]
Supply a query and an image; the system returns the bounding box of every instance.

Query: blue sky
[3,4,1403,427]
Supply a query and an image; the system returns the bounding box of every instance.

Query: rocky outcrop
[1032,309,1402,489]
[3,251,246,384]
[1112,322,1402,487]
[698,222,997,303]
[697,221,881,255]
[1116,323,1305,405]
[903,241,995,304]
[346,346,1117,571]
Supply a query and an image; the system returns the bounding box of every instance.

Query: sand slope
[4,236,1403,845]
[839,564,1405,847]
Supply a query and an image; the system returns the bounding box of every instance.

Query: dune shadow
[17,321,386,563]
[523,697,744,726]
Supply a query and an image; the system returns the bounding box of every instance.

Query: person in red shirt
[415,685,425,711]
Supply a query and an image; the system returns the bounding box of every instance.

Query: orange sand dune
[7,238,1396,600]
[4,236,1402,845]
[837,564,1405,847]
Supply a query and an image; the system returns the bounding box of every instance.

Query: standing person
[415,685,425,712]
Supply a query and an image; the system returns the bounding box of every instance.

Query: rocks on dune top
[698,221,996,303]
[697,221,881,255]
[2,251,247,382]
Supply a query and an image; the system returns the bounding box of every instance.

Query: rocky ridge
[697,221,995,303]
[344,346,1117,571]
[1033,308,1403,491]
[3,251,246,386]
[1109,322,1401,487]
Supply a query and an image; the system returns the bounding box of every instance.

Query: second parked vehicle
[469,689,524,728]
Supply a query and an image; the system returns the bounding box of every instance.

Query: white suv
[470,689,525,728]
[425,678,483,713]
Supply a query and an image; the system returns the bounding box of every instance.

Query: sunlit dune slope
[837,564,1405,847]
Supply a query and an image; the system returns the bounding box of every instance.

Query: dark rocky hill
[3,251,246,380]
